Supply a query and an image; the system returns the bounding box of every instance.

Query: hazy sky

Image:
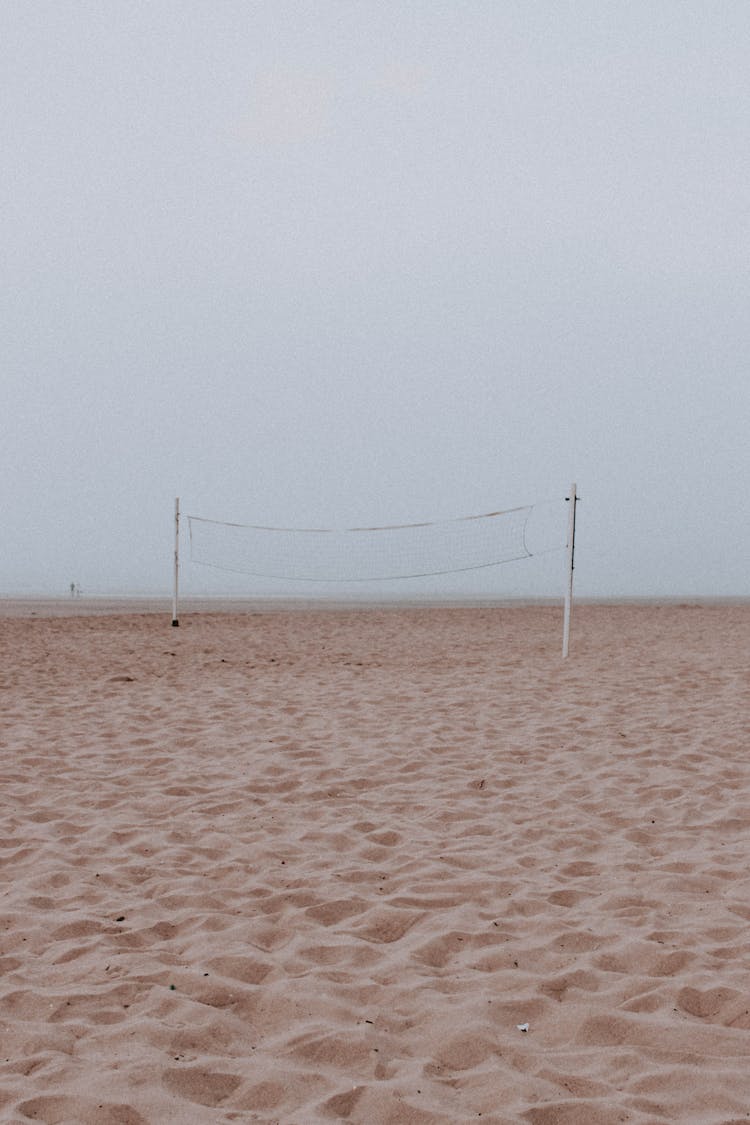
[3,1,749,598]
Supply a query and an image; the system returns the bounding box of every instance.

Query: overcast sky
[3,1,749,598]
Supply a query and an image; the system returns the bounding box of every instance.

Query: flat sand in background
[1,602,749,1123]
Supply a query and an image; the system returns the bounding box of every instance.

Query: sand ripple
[1,603,750,1122]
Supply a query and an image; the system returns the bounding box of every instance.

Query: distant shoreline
[1,594,749,618]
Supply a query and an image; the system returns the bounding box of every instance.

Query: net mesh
[187,505,533,583]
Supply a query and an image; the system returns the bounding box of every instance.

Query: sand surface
[1,602,750,1124]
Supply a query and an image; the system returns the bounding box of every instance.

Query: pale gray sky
[3,1,749,598]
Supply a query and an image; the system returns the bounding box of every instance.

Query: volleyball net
[186,504,534,584]
[171,487,578,653]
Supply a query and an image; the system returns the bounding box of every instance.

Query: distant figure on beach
[70,582,75,598]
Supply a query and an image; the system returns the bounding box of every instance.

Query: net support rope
[187,504,535,582]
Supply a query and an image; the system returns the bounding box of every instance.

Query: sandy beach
[1,601,749,1124]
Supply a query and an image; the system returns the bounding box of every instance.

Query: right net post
[562,483,577,657]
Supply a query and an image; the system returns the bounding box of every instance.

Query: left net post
[172,497,180,626]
